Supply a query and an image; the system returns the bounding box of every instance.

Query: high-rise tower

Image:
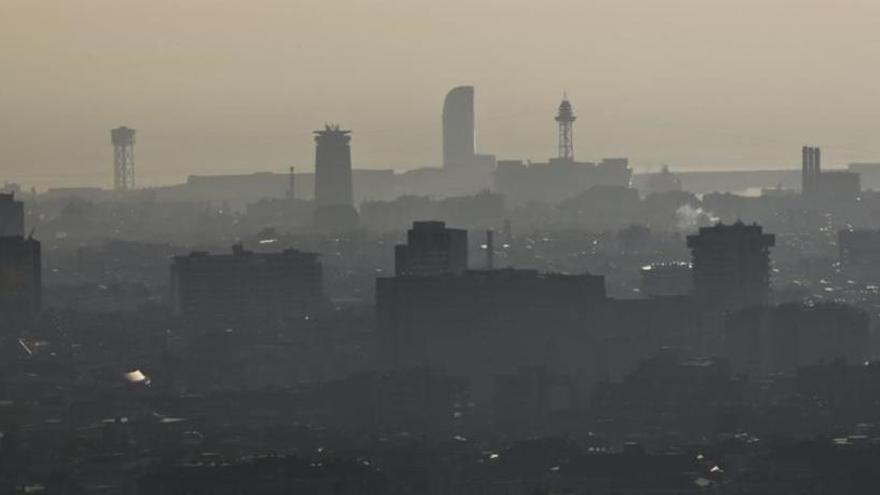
[442,86,476,170]
[555,96,576,161]
[111,126,136,190]
[314,125,353,208]
[312,124,358,231]
[687,222,775,312]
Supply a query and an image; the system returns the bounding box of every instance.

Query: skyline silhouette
[4,0,880,187]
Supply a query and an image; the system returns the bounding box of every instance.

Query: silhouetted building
[687,222,775,312]
[377,267,606,400]
[801,146,860,200]
[0,236,41,323]
[495,158,632,206]
[394,221,468,276]
[170,244,323,326]
[0,193,25,237]
[313,125,358,231]
[439,86,496,194]
[442,86,475,171]
[848,162,880,191]
[725,302,869,375]
[181,169,395,207]
[640,262,692,298]
[802,146,821,195]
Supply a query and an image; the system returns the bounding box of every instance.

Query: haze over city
[9,1,880,493]
[4,0,880,188]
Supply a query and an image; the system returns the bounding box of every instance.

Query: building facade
[687,222,775,312]
[0,236,41,324]
[394,221,468,277]
[313,125,358,231]
[0,193,25,237]
[170,245,323,327]
[376,268,607,400]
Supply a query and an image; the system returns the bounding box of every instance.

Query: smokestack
[802,146,809,175]
[486,229,494,270]
[814,147,821,174]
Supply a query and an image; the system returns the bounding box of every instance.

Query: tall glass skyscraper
[442,86,475,170]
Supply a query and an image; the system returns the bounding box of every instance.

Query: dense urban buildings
[378,224,607,399]
[7,88,880,493]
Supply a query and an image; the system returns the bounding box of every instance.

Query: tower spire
[555,95,575,161]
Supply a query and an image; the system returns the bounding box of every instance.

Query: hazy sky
[3,0,880,188]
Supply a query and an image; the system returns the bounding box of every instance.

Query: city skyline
[4,0,880,188]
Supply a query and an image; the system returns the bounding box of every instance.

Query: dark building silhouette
[394,221,468,276]
[802,145,821,195]
[440,86,495,193]
[111,126,136,191]
[170,244,323,326]
[725,302,869,375]
[0,236,41,323]
[0,193,25,237]
[848,162,880,190]
[687,222,775,312]
[377,227,607,399]
[313,125,358,231]
[801,145,860,200]
[442,86,475,171]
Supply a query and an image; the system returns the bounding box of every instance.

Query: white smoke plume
[675,204,719,231]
